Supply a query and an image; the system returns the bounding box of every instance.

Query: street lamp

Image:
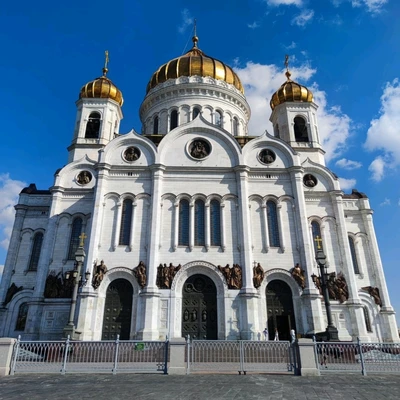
[63,233,88,339]
[311,236,339,342]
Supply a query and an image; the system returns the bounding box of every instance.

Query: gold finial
[79,232,88,247]
[284,54,291,81]
[192,19,198,48]
[103,50,109,76]
[314,236,323,250]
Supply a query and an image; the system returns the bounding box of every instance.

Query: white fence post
[112,335,120,375]
[61,335,70,375]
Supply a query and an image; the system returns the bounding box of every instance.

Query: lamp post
[311,236,339,342]
[63,233,89,339]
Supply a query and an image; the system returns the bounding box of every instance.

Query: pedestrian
[274,328,279,341]
[263,328,269,341]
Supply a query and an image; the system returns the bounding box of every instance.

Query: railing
[187,339,296,374]
[10,335,169,375]
[315,338,400,375]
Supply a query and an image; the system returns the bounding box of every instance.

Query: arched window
[267,201,280,247]
[210,200,221,246]
[85,112,101,138]
[348,236,360,274]
[311,221,323,254]
[294,116,309,142]
[192,107,200,119]
[178,200,190,246]
[153,116,159,134]
[194,200,205,246]
[363,306,372,332]
[233,117,239,136]
[15,303,29,331]
[214,110,222,127]
[170,110,178,131]
[119,199,133,245]
[68,217,83,259]
[28,232,43,271]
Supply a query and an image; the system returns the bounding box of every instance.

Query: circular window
[303,174,318,188]
[77,171,92,185]
[259,149,276,164]
[124,146,141,162]
[189,139,211,159]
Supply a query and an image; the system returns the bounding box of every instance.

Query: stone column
[0,338,17,376]
[168,338,187,375]
[297,339,319,376]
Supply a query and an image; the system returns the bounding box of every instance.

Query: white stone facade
[0,52,398,343]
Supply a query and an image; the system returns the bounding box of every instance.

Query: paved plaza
[1,373,400,400]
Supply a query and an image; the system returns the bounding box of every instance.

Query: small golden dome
[270,70,313,110]
[80,52,123,106]
[146,36,244,94]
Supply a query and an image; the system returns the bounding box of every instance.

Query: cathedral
[0,34,398,342]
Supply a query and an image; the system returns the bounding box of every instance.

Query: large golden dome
[79,67,123,106]
[146,36,244,94]
[270,70,313,110]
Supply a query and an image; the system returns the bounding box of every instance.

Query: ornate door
[266,280,296,341]
[102,279,133,340]
[182,274,217,340]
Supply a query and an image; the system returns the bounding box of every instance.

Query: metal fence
[11,335,169,375]
[315,339,400,375]
[187,339,296,374]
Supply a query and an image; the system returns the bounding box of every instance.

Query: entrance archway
[266,280,296,341]
[182,274,217,340]
[102,279,133,340]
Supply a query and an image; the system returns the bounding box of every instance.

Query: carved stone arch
[192,193,207,203]
[175,193,191,204]
[263,195,279,206]
[119,193,136,202]
[221,194,238,204]
[205,193,223,206]
[135,193,151,202]
[98,267,139,299]
[260,268,302,298]
[249,194,263,204]
[104,192,119,202]
[4,289,33,337]
[308,215,323,226]
[171,261,228,293]
[20,227,34,236]
[278,195,295,205]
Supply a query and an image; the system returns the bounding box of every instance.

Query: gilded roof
[270,71,313,110]
[146,36,244,94]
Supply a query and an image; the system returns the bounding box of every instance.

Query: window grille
[119,199,133,245]
[179,200,189,246]
[210,200,221,246]
[311,221,323,254]
[68,218,83,259]
[194,200,205,246]
[28,232,43,271]
[348,236,360,274]
[267,201,280,247]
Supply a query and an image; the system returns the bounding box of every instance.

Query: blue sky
[1,0,400,325]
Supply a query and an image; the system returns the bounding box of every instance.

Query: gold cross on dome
[314,235,323,250]
[104,50,109,69]
[79,233,87,247]
[284,54,289,70]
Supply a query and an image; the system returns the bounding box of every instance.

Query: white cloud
[234,61,351,161]
[335,158,363,169]
[267,0,303,6]
[0,174,26,251]
[284,41,297,50]
[248,21,260,29]
[291,9,314,27]
[368,157,386,182]
[332,0,388,14]
[380,197,391,206]
[339,177,357,190]
[178,9,194,34]
[365,79,400,180]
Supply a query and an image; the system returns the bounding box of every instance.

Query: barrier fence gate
[187,340,298,374]
[11,335,169,375]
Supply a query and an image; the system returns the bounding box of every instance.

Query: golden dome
[79,65,123,106]
[270,70,313,110]
[146,36,244,94]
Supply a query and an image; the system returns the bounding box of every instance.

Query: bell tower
[68,51,124,163]
[269,56,325,165]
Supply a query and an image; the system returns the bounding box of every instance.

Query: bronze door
[182,274,217,340]
[102,279,133,340]
[266,280,296,341]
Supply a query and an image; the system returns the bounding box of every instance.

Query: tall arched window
[15,303,29,331]
[119,199,133,245]
[179,199,189,246]
[294,116,309,142]
[363,306,372,332]
[192,107,200,119]
[210,200,221,246]
[311,221,323,254]
[85,112,101,138]
[170,110,178,130]
[153,116,159,134]
[68,217,83,259]
[348,236,360,274]
[194,200,205,246]
[267,201,280,247]
[28,232,44,271]
[214,110,222,127]
[233,117,239,136]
